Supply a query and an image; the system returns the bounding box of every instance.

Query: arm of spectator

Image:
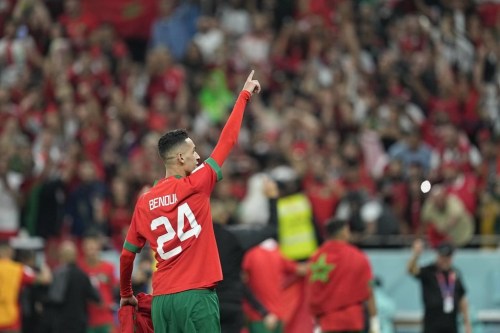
[27,41,44,68]
[414,0,434,20]
[35,262,52,285]
[243,283,268,318]
[270,21,293,59]
[460,296,472,333]
[243,283,279,330]
[284,260,308,277]
[366,285,381,333]
[85,273,102,304]
[473,46,486,91]
[407,239,423,276]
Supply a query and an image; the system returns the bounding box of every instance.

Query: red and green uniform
[0,259,36,331]
[120,90,252,332]
[79,260,117,332]
[306,240,373,332]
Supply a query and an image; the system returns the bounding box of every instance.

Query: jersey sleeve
[123,197,147,254]
[210,90,251,166]
[184,158,222,195]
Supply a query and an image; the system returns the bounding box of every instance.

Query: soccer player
[306,218,380,333]
[119,71,261,332]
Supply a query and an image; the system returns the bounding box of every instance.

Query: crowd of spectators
[0,0,499,264]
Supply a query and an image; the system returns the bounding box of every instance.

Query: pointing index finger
[246,70,255,82]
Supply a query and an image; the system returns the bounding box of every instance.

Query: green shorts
[152,289,221,333]
[87,324,112,333]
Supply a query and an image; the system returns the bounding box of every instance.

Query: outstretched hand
[242,70,261,96]
[263,177,279,198]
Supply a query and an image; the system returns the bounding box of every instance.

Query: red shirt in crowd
[104,201,133,251]
[445,173,478,215]
[146,67,185,103]
[303,175,343,238]
[79,260,117,327]
[242,239,298,322]
[59,12,98,45]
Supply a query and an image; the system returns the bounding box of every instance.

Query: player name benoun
[149,194,178,210]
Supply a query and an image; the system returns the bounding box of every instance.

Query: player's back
[134,173,222,295]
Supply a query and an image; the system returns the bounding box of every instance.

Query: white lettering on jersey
[149,194,178,211]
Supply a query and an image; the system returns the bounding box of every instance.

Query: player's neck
[165,166,186,179]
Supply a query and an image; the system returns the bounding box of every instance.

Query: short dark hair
[436,242,455,256]
[325,218,348,237]
[83,228,102,240]
[158,129,189,161]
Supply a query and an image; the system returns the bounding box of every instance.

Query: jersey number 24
[151,202,201,260]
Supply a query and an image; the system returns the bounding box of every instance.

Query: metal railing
[352,235,500,249]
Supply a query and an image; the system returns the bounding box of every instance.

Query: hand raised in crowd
[263,177,279,199]
[412,238,424,256]
[242,70,261,96]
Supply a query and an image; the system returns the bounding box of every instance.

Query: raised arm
[407,239,424,276]
[210,70,261,166]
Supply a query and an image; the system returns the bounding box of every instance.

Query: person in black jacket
[407,239,472,333]
[41,240,101,333]
[214,177,280,333]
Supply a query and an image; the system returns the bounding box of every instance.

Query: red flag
[119,293,154,333]
[306,240,372,316]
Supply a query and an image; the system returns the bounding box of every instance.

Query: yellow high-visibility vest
[278,193,318,260]
[0,259,23,327]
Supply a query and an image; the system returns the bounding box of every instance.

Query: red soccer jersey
[79,260,117,327]
[124,158,223,296]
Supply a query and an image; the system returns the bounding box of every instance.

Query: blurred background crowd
[0,0,499,332]
[1,0,499,252]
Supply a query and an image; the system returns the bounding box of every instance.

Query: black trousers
[219,302,244,333]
